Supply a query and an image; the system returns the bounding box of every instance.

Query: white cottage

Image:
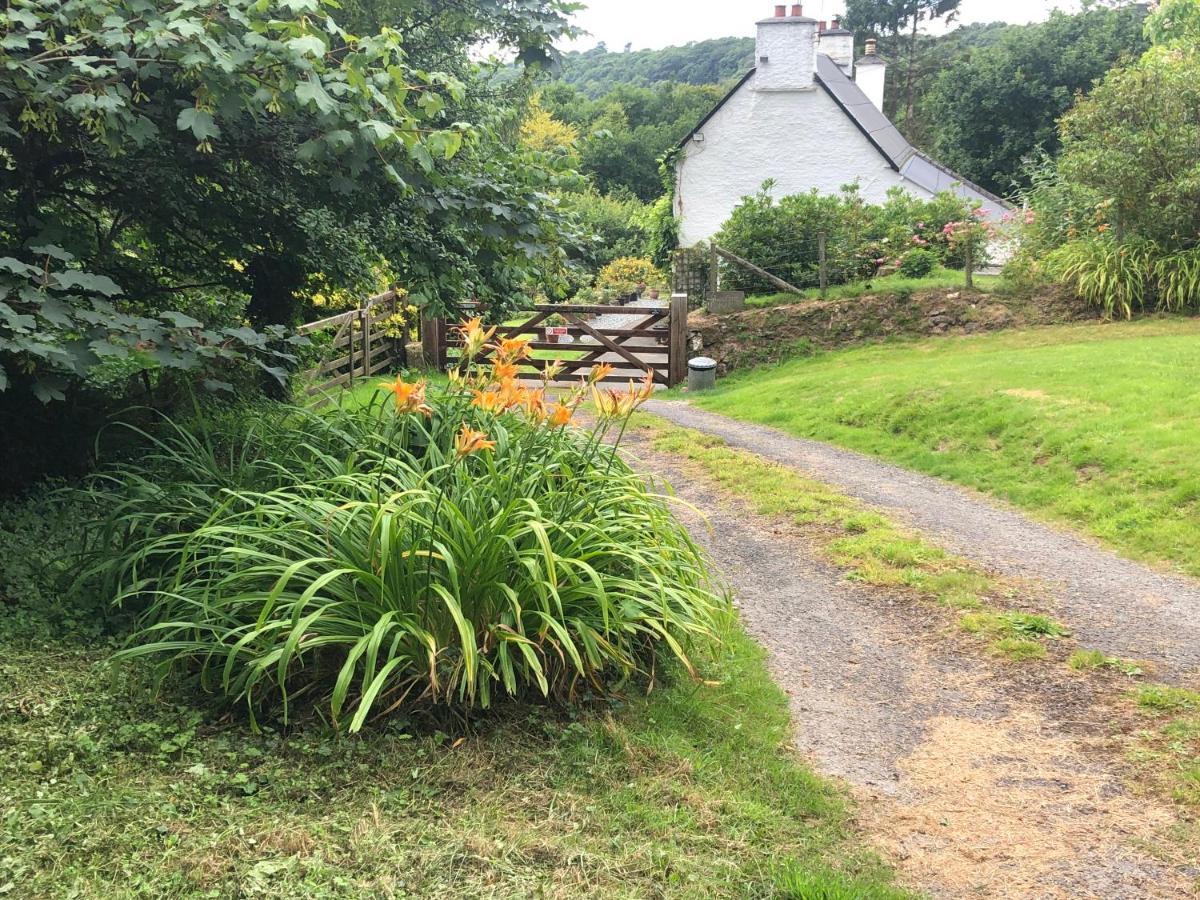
[673,5,1009,247]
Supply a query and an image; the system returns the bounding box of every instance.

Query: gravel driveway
[623,432,1196,899]
[643,400,1200,684]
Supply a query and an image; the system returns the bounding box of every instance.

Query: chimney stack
[817,13,854,74]
[756,5,818,92]
[855,38,888,112]
[818,20,827,32]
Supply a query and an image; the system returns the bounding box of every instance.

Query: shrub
[76,331,724,731]
[899,248,938,278]
[1045,237,1155,318]
[714,183,987,295]
[594,257,667,297]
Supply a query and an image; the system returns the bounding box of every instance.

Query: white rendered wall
[755,21,817,91]
[818,33,854,72]
[675,84,933,246]
[855,63,887,113]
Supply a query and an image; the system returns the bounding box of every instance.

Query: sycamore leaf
[29,244,73,262]
[160,310,203,328]
[287,34,326,58]
[177,107,221,142]
[52,271,123,297]
[296,74,337,115]
[32,376,68,404]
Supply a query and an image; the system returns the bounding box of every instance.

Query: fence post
[818,231,829,298]
[965,241,975,291]
[707,243,719,300]
[421,311,441,371]
[360,307,371,378]
[669,292,688,388]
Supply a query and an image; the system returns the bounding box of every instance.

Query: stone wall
[687,288,1094,375]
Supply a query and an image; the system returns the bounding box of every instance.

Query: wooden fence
[298,290,405,396]
[424,295,689,387]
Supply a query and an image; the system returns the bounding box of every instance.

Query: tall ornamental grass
[78,321,725,731]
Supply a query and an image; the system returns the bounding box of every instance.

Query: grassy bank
[687,318,1200,576]
[746,267,1002,309]
[0,491,908,899]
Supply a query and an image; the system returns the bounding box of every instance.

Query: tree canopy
[0,0,580,401]
[921,5,1149,195]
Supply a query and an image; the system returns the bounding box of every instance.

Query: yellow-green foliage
[596,257,666,295]
[520,93,579,154]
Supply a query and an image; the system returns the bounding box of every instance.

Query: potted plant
[544,312,570,344]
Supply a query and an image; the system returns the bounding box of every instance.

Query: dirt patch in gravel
[620,432,1199,898]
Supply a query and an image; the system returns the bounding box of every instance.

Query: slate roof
[677,55,1011,213]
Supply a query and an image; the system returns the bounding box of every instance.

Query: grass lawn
[0,493,909,899]
[686,318,1200,576]
[745,267,1002,309]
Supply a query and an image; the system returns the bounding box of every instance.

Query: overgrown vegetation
[687,319,1200,576]
[715,184,995,296]
[0,485,909,897]
[1018,0,1200,318]
[75,331,723,730]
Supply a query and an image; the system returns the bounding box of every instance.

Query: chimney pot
[865,38,878,55]
[791,4,804,16]
[774,5,786,16]
[833,15,841,28]
[818,20,827,32]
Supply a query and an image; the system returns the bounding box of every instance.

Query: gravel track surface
[622,433,1198,898]
[643,400,1200,684]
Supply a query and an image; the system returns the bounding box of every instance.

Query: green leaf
[160,311,203,329]
[296,74,337,115]
[287,34,326,58]
[176,107,221,142]
[52,271,123,297]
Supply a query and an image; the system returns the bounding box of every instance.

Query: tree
[922,6,1148,194]
[0,0,580,402]
[844,0,963,123]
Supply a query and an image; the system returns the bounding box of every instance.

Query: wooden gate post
[668,292,688,387]
[359,307,371,379]
[420,311,443,371]
[818,231,829,298]
[707,243,719,300]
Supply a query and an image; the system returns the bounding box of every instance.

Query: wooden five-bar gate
[423,294,689,387]
[298,289,404,395]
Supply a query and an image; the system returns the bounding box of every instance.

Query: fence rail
[298,289,404,396]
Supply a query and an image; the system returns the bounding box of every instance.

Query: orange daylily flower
[521,387,548,422]
[458,317,498,359]
[379,377,432,416]
[494,336,532,361]
[454,424,496,457]
[635,369,656,401]
[590,362,615,384]
[492,359,520,382]
[471,389,504,413]
[550,404,575,428]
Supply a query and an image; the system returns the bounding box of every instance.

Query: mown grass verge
[686,318,1200,576]
[0,487,909,898]
[632,415,1068,663]
[1130,684,1200,807]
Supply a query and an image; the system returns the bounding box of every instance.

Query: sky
[564,1,1083,52]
